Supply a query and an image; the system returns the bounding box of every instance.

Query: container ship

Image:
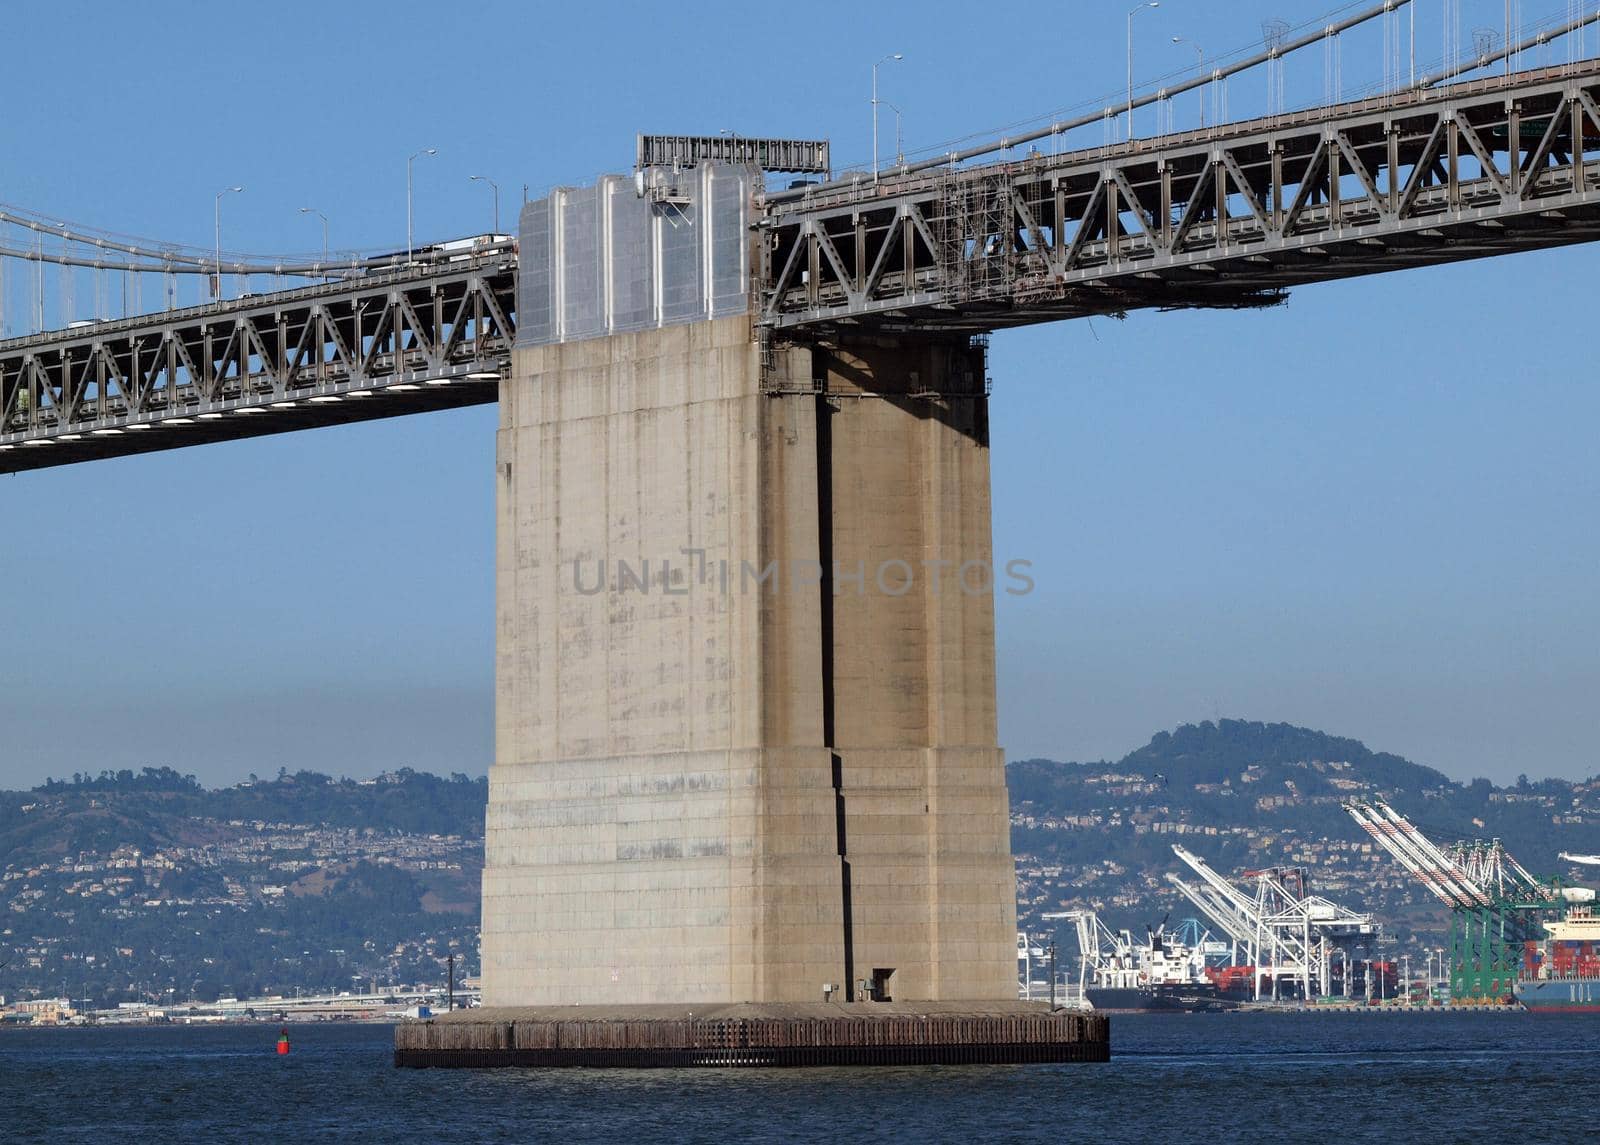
[1515,891,1600,1012]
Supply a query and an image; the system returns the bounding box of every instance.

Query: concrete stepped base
[394,1001,1110,1068]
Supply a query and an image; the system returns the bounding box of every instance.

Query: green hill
[1121,719,1453,791]
[1007,720,1600,950]
[0,768,485,1009]
[5,721,1600,1004]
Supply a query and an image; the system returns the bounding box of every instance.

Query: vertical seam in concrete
[816,400,836,751]
[815,360,854,1002]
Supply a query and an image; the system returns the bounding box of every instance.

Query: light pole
[214,186,243,301]
[298,208,328,282]
[1172,36,1206,126]
[407,148,437,264]
[872,52,903,179]
[469,175,501,234]
[1128,2,1161,141]
[885,102,905,166]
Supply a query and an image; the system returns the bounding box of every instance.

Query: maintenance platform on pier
[393,1001,1109,1068]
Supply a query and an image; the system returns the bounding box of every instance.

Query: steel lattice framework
[1166,844,1377,1002]
[0,253,515,473]
[758,62,1600,331]
[5,61,1600,473]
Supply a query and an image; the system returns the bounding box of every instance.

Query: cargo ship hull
[1517,930,1600,1010]
[1085,985,1238,1014]
[1514,979,1600,1012]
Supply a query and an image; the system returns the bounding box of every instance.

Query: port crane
[1344,797,1558,1001]
[1166,844,1379,1002]
[1016,931,1052,1002]
[1169,917,1232,963]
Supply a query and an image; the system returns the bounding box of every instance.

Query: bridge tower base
[479,315,1017,1009]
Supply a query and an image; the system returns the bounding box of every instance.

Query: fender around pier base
[393,1001,1109,1069]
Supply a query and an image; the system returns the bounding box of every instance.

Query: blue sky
[1,0,1596,788]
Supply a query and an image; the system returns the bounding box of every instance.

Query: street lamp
[1172,36,1206,126]
[885,102,905,166]
[469,175,501,234]
[407,148,437,264]
[872,52,903,179]
[1128,2,1161,140]
[214,186,243,301]
[298,207,329,281]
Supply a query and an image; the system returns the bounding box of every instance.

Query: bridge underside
[761,63,1600,333]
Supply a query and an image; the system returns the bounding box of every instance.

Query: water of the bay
[1,1012,1588,1142]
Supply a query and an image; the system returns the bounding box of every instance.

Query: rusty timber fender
[393,1008,1111,1069]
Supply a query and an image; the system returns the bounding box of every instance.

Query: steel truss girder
[759,62,1600,332]
[0,257,517,474]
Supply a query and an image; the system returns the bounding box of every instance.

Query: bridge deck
[6,62,1600,472]
[0,256,514,474]
[759,60,1600,331]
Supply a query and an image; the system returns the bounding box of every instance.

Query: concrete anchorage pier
[398,163,1108,1067]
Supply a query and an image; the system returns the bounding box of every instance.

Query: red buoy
[276,1027,291,1055]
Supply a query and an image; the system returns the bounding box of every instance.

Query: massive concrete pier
[401,164,1104,1066]
[481,316,1016,1007]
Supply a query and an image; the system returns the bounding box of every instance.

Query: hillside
[0,768,485,1009]
[1008,719,1600,952]
[1121,719,1453,792]
[5,721,1600,1006]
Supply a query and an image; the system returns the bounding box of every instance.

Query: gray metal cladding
[515,164,753,347]
[516,198,554,345]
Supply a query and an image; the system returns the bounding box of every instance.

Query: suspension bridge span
[3,58,1598,472]
[4,39,1599,1021]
